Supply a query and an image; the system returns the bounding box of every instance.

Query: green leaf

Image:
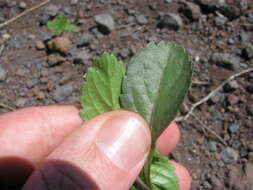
[80,53,126,120]
[150,151,180,190]
[121,42,192,142]
[47,15,76,35]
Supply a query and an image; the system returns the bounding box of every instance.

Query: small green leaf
[65,24,77,31]
[47,15,76,35]
[121,42,192,142]
[150,151,180,190]
[80,53,125,120]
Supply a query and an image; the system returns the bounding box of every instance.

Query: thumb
[23,111,151,190]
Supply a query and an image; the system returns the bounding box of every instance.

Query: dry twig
[0,103,15,111]
[191,113,227,145]
[176,68,253,121]
[0,0,51,29]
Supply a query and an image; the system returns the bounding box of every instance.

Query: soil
[0,0,253,189]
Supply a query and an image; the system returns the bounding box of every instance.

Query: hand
[0,106,190,190]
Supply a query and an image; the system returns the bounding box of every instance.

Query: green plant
[80,42,192,190]
[47,15,76,35]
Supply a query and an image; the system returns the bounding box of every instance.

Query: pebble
[228,124,239,133]
[94,14,115,34]
[214,15,228,27]
[77,33,94,47]
[47,37,72,55]
[223,81,239,93]
[72,50,92,65]
[210,91,224,104]
[179,2,201,21]
[227,94,239,105]
[136,15,148,25]
[53,83,75,102]
[208,141,218,152]
[203,181,212,189]
[119,48,130,59]
[35,40,46,50]
[15,97,27,107]
[45,4,60,17]
[210,175,223,188]
[157,13,183,30]
[211,53,240,71]
[221,147,239,164]
[19,2,27,9]
[0,66,6,81]
[47,54,66,66]
[70,0,79,6]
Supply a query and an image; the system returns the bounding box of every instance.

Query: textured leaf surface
[121,42,192,141]
[80,53,125,120]
[150,151,180,190]
[47,15,76,35]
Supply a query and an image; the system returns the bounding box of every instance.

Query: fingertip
[156,122,180,155]
[169,161,191,190]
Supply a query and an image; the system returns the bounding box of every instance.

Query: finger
[23,111,151,190]
[170,161,191,190]
[156,122,180,155]
[0,106,82,186]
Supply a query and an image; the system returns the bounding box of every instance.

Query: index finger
[0,106,82,186]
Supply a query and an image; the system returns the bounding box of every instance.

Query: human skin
[0,106,190,190]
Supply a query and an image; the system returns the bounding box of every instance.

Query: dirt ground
[0,0,253,189]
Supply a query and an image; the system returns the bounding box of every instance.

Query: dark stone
[157,13,183,30]
[221,147,239,164]
[77,33,94,47]
[179,2,202,21]
[228,124,239,133]
[211,53,240,71]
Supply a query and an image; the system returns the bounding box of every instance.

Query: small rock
[136,15,148,25]
[77,33,94,47]
[19,2,27,9]
[203,181,212,189]
[15,97,27,107]
[53,83,75,102]
[210,91,224,104]
[2,33,11,40]
[228,124,239,133]
[27,34,36,40]
[119,48,130,59]
[223,81,239,93]
[214,15,228,27]
[211,53,240,71]
[157,13,183,30]
[45,4,60,17]
[94,14,115,34]
[208,141,218,152]
[221,147,239,164]
[179,2,201,21]
[47,54,66,66]
[210,175,223,188]
[72,50,92,65]
[227,94,239,105]
[47,37,72,54]
[70,0,79,5]
[0,66,6,81]
[35,40,46,50]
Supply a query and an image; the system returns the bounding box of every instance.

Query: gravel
[53,83,75,102]
[77,33,94,47]
[0,66,6,81]
[221,147,239,164]
[136,15,148,25]
[157,13,183,30]
[179,2,201,21]
[94,14,115,34]
[211,53,241,71]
